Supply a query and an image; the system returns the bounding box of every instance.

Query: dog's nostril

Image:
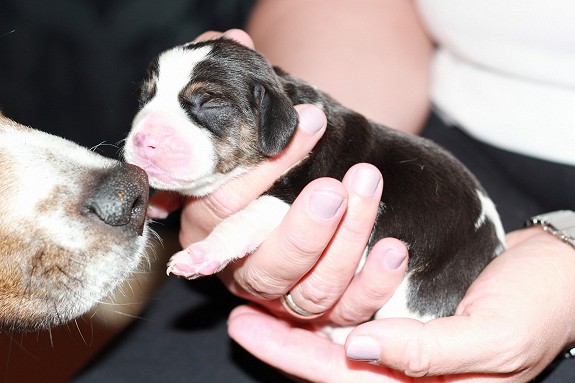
[84,163,149,234]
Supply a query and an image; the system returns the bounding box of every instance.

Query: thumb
[345,316,516,380]
[147,191,182,219]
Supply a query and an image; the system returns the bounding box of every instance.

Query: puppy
[124,38,505,327]
[0,113,149,332]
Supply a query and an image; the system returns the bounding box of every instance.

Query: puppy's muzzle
[84,163,149,235]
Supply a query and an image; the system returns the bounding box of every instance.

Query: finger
[228,305,405,383]
[147,191,182,219]
[179,104,326,246]
[193,30,223,42]
[222,29,255,49]
[194,29,255,49]
[287,164,384,318]
[346,316,542,383]
[330,237,408,325]
[221,177,348,302]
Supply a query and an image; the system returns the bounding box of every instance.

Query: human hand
[149,29,409,324]
[228,228,575,383]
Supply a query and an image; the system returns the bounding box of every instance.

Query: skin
[228,228,575,383]
[246,0,434,134]
[153,11,575,381]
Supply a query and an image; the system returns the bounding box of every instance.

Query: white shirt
[416,0,575,166]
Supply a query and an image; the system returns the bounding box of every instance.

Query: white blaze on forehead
[155,45,212,104]
[126,44,231,196]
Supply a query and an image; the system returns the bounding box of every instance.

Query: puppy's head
[0,115,149,331]
[124,38,298,196]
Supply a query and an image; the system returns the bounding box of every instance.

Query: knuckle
[282,231,326,260]
[340,213,375,240]
[204,190,242,220]
[237,267,285,300]
[358,275,392,302]
[331,300,372,326]
[403,332,433,378]
[298,279,341,312]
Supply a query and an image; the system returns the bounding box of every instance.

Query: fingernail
[346,336,381,362]
[353,167,381,197]
[147,205,169,219]
[309,190,344,220]
[297,105,326,135]
[384,247,407,270]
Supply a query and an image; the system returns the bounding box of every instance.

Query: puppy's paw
[166,243,225,279]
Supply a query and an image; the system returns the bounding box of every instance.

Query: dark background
[0,0,254,158]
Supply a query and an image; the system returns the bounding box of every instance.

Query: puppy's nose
[134,132,158,160]
[84,163,149,234]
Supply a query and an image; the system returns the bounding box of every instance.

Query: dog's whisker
[0,29,15,39]
[47,324,54,348]
[90,141,120,153]
[72,318,90,346]
[93,305,147,321]
[115,138,127,157]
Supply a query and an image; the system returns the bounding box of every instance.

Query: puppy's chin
[147,165,249,198]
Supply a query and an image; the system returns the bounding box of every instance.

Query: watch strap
[527,210,575,249]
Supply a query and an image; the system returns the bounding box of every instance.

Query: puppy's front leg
[167,195,289,279]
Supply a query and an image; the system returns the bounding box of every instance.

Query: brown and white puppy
[0,114,149,332]
[124,38,505,331]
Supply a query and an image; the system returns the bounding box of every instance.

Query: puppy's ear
[254,83,298,157]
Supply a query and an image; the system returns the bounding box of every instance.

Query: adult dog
[0,113,149,332]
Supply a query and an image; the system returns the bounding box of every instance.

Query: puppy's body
[125,39,504,329]
[0,115,149,331]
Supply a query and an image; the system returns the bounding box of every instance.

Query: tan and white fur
[0,114,149,332]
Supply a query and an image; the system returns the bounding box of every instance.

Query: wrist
[526,210,575,250]
[527,210,575,358]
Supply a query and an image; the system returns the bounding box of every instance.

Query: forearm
[247,0,434,134]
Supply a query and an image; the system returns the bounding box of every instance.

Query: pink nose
[134,132,159,160]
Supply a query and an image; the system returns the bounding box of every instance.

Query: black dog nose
[85,163,149,234]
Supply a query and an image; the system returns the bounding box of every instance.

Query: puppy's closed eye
[181,93,231,111]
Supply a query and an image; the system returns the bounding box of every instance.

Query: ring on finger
[280,291,325,320]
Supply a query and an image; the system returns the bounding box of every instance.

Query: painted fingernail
[353,167,381,197]
[384,247,407,270]
[297,105,326,135]
[309,190,344,220]
[346,336,381,362]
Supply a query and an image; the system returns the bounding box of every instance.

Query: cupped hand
[228,228,575,383]
[149,29,409,324]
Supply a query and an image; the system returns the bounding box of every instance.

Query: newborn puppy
[0,114,149,331]
[124,38,505,325]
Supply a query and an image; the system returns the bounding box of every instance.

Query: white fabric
[416,0,575,166]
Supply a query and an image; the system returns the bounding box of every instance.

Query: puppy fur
[0,114,149,331]
[124,38,505,328]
